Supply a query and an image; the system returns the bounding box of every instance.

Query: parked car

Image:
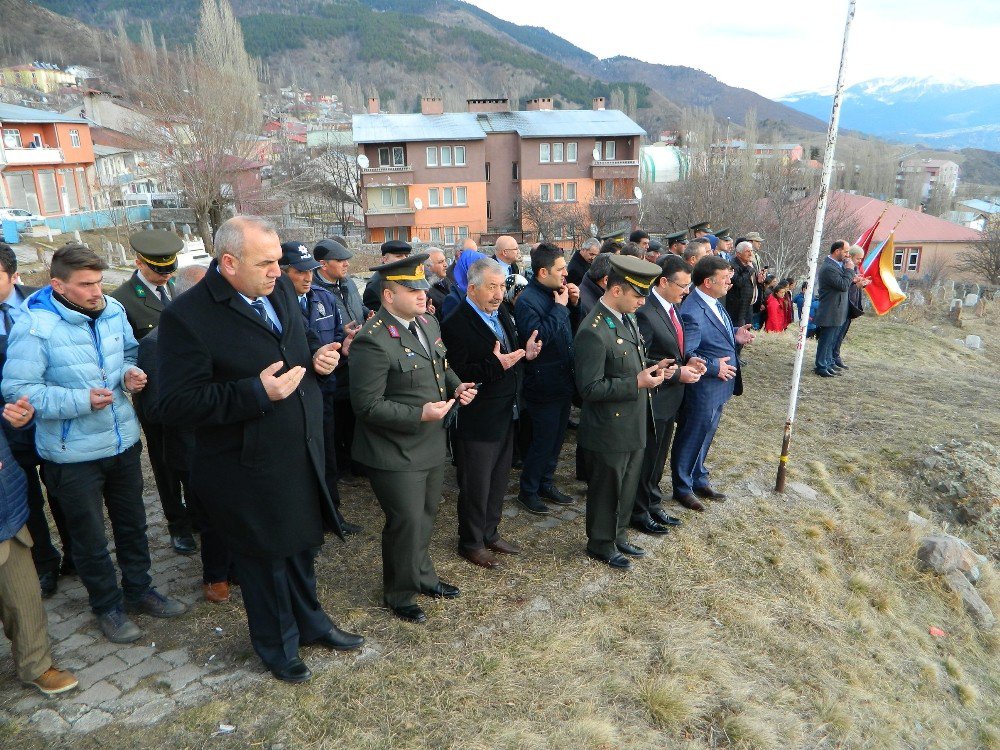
[0,208,45,227]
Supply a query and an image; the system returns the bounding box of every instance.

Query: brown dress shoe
[694,486,727,501]
[203,581,231,603]
[29,667,79,696]
[459,547,501,569]
[487,537,521,555]
[674,494,706,512]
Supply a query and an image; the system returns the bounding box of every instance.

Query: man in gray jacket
[814,240,861,377]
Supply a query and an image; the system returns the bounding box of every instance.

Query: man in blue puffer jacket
[2,243,186,644]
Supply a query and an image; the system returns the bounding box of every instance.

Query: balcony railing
[361,165,413,173]
[1,146,65,166]
[364,206,415,215]
[591,159,639,167]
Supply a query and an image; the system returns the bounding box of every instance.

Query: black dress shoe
[421,581,460,599]
[517,492,551,515]
[694,487,727,501]
[586,549,631,569]
[340,520,363,535]
[815,368,835,378]
[539,486,574,505]
[310,626,365,651]
[38,571,58,599]
[616,541,646,557]
[170,534,198,555]
[271,657,312,683]
[834,361,849,369]
[631,516,670,535]
[650,508,682,526]
[390,603,427,624]
[831,367,844,376]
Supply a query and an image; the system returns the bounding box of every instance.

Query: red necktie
[668,305,684,354]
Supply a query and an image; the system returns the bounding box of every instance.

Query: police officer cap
[648,239,662,253]
[279,241,321,271]
[130,230,182,273]
[314,238,353,261]
[372,252,430,291]
[689,221,712,234]
[380,239,412,257]
[665,230,688,244]
[598,229,627,242]
[608,255,661,297]
[714,227,732,241]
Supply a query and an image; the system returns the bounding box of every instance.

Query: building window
[458,226,469,239]
[540,184,550,202]
[512,162,519,181]
[553,183,563,202]
[553,143,564,163]
[429,227,442,243]
[428,188,440,207]
[539,143,550,163]
[594,141,602,161]
[567,142,578,162]
[2,129,21,148]
[426,147,438,167]
[393,147,404,166]
[32,134,42,148]
[379,147,404,166]
[892,250,904,270]
[486,200,492,221]
[444,226,455,245]
[381,188,392,206]
[455,146,466,166]
[69,129,81,148]
[394,187,406,205]
[512,200,519,218]
[456,186,467,206]
[378,147,390,166]
[440,146,452,167]
[604,140,616,160]
[443,187,454,207]
[385,228,395,241]
[895,246,920,272]
[566,182,577,201]
[485,162,491,182]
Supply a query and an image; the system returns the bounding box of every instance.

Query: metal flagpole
[775,0,858,493]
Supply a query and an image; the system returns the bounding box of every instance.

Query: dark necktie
[668,305,684,353]
[408,321,428,355]
[715,300,735,343]
[156,285,169,306]
[250,299,278,334]
[0,302,12,336]
[300,295,308,314]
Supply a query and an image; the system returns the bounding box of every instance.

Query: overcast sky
[467,0,999,98]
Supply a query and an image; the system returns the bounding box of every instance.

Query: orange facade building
[354,97,643,248]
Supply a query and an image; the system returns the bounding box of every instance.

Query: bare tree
[113,0,261,254]
[520,190,588,245]
[272,144,362,235]
[956,217,1000,285]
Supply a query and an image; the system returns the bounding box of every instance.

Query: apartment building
[0,103,95,216]
[0,63,76,94]
[353,96,644,247]
[896,158,960,201]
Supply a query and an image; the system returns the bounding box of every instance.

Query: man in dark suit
[423,248,451,321]
[633,255,707,534]
[363,240,412,312]
[349,254,477,624]
[0,244,71,597]
[578,253,612,324]
[491,235,522,277]
[724,241,761,328]
[814,240,860,377]
[575,255,673,570]
[670,256,755,511]
[567,238,600,286]
[441,258,541,570]
[156,216,363,683]
[111,230,196,554]
[830,245,870,370]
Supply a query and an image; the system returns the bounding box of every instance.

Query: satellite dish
[589,223,598,237]
[357,154,370,169]
[413,198,423,210]
[592,147,602,162]
[633,186,643,201]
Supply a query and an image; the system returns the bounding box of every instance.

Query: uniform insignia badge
[418,315,428,324]
[317,302,326,316]
[387,325,400,339]
[604,316,616,329]
[134,285,146,298]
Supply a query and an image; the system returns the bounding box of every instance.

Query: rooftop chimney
[593,97,606,111]
[420,97,444,115]
[367,97,380,114]
[525,97,553,112]
[466,98,510,113]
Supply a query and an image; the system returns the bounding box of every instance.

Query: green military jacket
[110,271,174,341]
[574,300,652,453]
[349,308,461,471]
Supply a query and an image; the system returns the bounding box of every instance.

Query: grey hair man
[567,237,600,285]
[683,238,712,267]
[424,247,451,321]
[829,245,870,370]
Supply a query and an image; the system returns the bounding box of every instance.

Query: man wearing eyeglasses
[670,256,754,511]
[633,255,707,534]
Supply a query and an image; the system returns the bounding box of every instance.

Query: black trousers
[139,417,191,536]
[454,423,514,553]
[633,417,677,522]
[321,392,342,510]
[182,476,233,585]
[229,547,333,670]
[42,443,151,614]
[332,396,365,477]
[16,449,71,575]
[519,397,571,495]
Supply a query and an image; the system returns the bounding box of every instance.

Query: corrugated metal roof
[481,109,644,138]
[353,113,485,144]
[958,198,1000,214]
[0,102,88,124]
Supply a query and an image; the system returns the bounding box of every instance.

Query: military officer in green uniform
[110,230,182,341]
[110,230,194,553]
[575,255,677,570]
[349,253,478,623]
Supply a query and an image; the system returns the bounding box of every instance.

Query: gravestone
[975,298,987,317]
[965,335,982,350]
[912,290,926,306]
[964,293,979,307]
[950,302,964,328]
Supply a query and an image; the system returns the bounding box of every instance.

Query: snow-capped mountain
[779,77,1000,151]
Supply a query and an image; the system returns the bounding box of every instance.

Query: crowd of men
[0,217,869,690]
